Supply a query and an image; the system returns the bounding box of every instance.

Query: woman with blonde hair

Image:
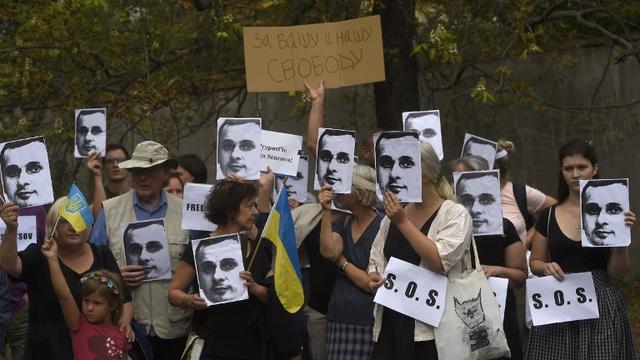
[0,197,133,360]
[367,142,473,359]
[318,164,382,359]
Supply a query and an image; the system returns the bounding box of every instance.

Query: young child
[41,237,131,360]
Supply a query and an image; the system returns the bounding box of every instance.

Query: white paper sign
[461,133,498,169]
[74,108,107,158]
[0,136,54,208]
[488,277,509,321]
[373,257,448,327]
[120,219,172,282]
[260,130,303,177]
[453,170,504,236]
[580,178,630,247]
[192,234,249,306]
[182,183,217,232]
[526,272,599,326]
[216,117,262,180]
[402,110,443,160]
[0,215,38,252]
[314,127,356,194]
[374,131,422,203]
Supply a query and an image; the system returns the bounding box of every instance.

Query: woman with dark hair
[176,154,208,184]
[168,179,271,359]
[163,172,185,198]
[366,143,473,359]
[527,140,635,359]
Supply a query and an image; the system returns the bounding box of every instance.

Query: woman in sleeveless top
[527,140,636,359]
[367,142,473,360]
[318,165,382,360]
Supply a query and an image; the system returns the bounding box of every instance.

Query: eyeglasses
[103,157,126,165]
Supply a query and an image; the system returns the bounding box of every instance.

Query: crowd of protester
[0,81,635,360]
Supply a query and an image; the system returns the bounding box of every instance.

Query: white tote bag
[434,238,511,359]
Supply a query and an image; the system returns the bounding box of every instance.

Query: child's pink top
[71,315,131,360]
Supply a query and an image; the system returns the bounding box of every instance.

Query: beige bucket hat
[117,141,178,169]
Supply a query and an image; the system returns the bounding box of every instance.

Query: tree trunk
[373,0,419,130]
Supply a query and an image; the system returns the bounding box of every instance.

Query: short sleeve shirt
[501,181,547,242]
[71,315,130,360]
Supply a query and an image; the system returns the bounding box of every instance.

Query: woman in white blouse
[367,142,473,360]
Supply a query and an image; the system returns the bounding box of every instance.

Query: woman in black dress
[527,140,635,359]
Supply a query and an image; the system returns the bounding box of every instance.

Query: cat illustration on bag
[454,288,490,351]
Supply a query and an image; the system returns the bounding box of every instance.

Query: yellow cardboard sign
[243,15,385,92]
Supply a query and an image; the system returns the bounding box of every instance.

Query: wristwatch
[338,260,350,271]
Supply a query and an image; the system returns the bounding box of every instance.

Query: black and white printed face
[456,172,502,235]
[217,119,261,179]
[196,237,245,304]
[1,138,54,208]
[75,110,106,157]
[123,221,171,281]
[375,134,421,201]
[276,156,308,202]
[316,129,355,193]
[581,181,628,246]
[404,111,443,160]
[462,135,497,169]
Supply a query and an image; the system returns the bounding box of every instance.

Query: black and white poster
[192,233,249,306]
[580,178,630,247]
[121,219,172,282]
[374,131,422,203]
[0,136,54,208]
[74,108,107,158]
[461,133,498,169]
[402,110,443,160]
[454,170,504,236]
[275,155,309,203]
[314,127,356,194]
[216,117,262,180]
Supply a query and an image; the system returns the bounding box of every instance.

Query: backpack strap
[513,183,535,230]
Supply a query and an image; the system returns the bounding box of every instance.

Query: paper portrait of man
[580,178,630,247]
[121,219,172,282]
[74,108,107,158]
[275,155,309,203]
[192,233,248,306]
[403,110,444,160]
[0,136,54,208]
[454,170,504,236]
[374,131,422,203]
[461,133,498,169]
[216,118,262,180]
[314,127,356,194]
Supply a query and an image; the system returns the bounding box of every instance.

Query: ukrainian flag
[262,186,303,313]
[59,184,94,233]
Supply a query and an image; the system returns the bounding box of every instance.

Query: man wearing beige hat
[90,140,190,360]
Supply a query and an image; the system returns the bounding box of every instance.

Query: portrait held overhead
[580,178,631,247]
[192,233,248,306]
[403,110,444,160]
[314,127,356,194]
[0,136,54,208]
[216,117,262,180]
[275,154,309,203]
[461,133,498,169]
[374,131,422,202]
[121,219,172,282]
[74,108,107,158]
[454,170,504,236]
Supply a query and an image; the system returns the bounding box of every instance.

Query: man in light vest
[90,140,190,360]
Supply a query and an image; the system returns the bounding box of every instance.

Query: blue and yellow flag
[262,186,304,313]
[60,184,94,233]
